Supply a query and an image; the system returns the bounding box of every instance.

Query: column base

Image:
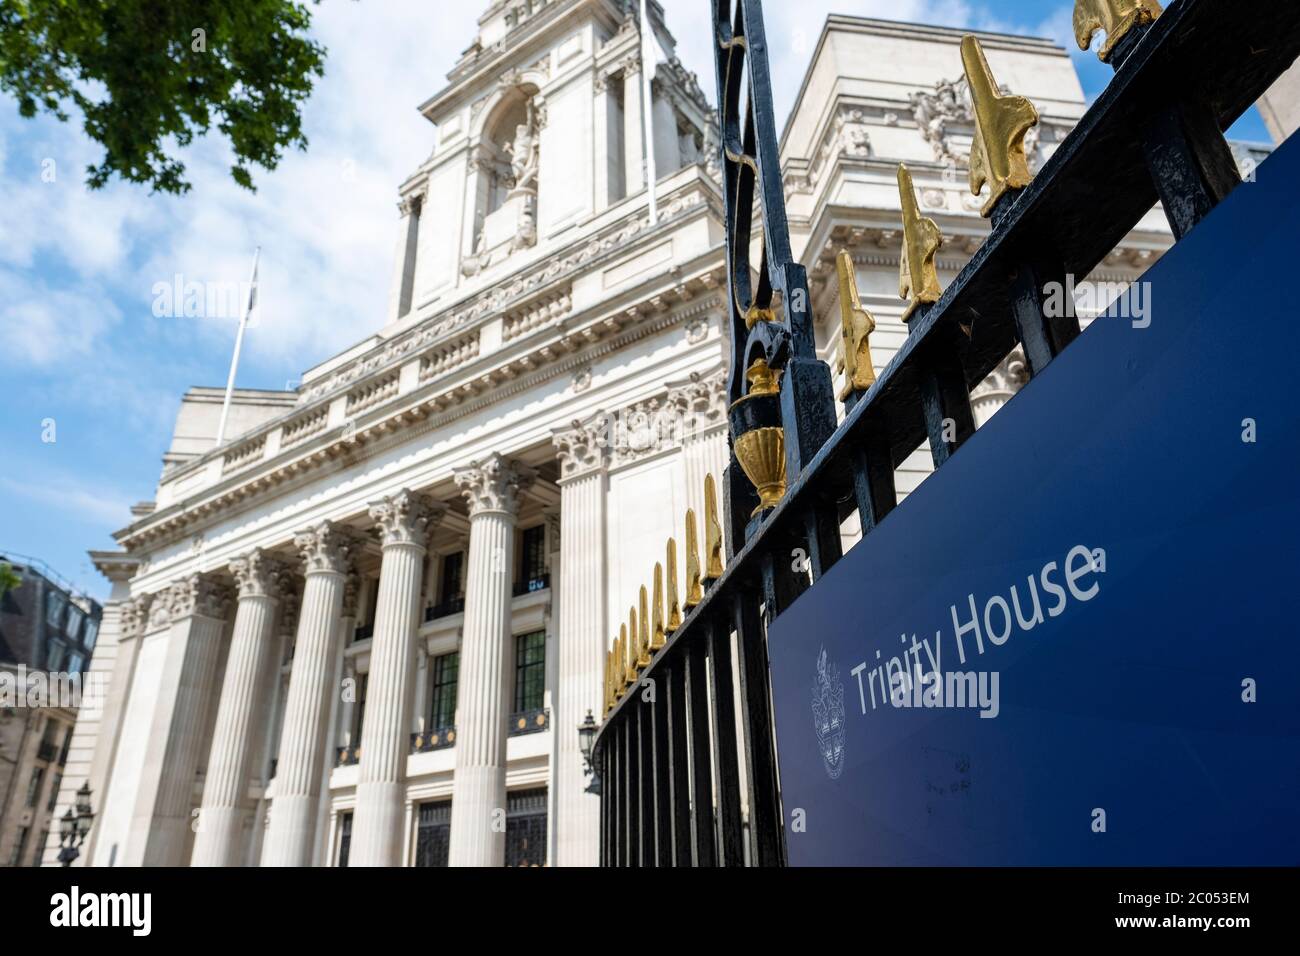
[348,780,406,867]
[190,806,247,867]
[262,794,317,867]
[448,765,506,867]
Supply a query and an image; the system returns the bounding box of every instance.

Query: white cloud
[0,475,133,529]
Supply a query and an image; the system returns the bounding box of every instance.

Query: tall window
[44,590,66,629]
[47,772,62,811]
[65,605,84,641]
[427,653,459,730]
[505,789,548,867]
[45,640,64,671]
[10,827,29,866]
[514,631,546,713]
[351,673,369,746]
[83,617,99,651]
[414,801,452,867]
[518,525,546,589]
[337,812,353,867]
[440,551,464,602]
[25,767,44,808]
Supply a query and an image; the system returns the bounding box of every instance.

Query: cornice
[115,269,727,554]
[146,176,721,502]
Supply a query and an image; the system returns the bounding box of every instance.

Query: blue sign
[768,133,1300,866]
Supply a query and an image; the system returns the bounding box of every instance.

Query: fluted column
[622,54,646,196]
[190,550,290,866]
[448,454,536,867]
[133,574,233,867]
[261,523,365,866]
[551,419,609,866]
[349,491,444,867]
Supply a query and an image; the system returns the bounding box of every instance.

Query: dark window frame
[513,631,546,713]
[427,652,459,731]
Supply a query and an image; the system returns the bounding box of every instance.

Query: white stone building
[48,1,1172,867]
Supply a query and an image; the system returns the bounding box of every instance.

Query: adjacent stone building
[0,553,101,866]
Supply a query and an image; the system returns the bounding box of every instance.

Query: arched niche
[462,75,547,277]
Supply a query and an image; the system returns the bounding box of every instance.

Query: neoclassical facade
[48,1,1175,867]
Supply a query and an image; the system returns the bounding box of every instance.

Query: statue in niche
[506,100,539,193]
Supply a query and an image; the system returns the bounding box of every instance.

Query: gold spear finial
[704,473,725,581]
[622,620,637,684]
[651,563,666,650]
[637,586,651,666]
[684,509,703,608]
[897,164,943,323]
[606,647,615,713]
[1073,0,1162,63]
[961,36,1039,218]
[833,249,877,401]
[665,537,683,632]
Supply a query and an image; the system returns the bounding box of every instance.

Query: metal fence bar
[667,658,693,866]
[705,616,745,865]
[651,683,673,866]
[734,585,785,866]
[685,636,717,866]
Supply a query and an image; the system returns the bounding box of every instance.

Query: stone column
[622,55,646,197]
[349,491,443,867]
[261,523,365,866]
[651,77,681,178]
[550,419,610,867]
[132,574,233,867]
[670,369,730,523]
[448,454,536,867]
[44,553,141,866]
[190,550,290,866]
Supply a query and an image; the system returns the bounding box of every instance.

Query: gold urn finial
[703,474,725,580]
[745,357,780,397]
[962,35,1040,218]
[651,563,666,650]
[833,249,877,401]
[666,537,683,632]
[897,164,943,323]
[637,586,651,666]
[684,509,704,608]
[1074,0,1162,63]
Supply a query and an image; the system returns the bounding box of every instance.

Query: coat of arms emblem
[812,646,846,780]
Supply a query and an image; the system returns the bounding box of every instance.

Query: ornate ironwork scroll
[711,0,837,543]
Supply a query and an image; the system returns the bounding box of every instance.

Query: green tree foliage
[0,562,21,599]
[0,0,327,193]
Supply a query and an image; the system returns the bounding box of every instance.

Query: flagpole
[215,246,260,447]
[640,0,658,225]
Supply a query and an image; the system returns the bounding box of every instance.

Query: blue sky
[0,0,1272,600]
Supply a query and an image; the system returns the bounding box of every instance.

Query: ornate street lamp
[578,710,601,796]
[57,781,94,866]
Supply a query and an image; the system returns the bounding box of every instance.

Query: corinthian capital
[368,490,445,548]
[455,454,537,518]
[230,549,293,600]
[120,593,155,639]
[552,414,610,481]
[166,573,233,622]
[295,521,367,575]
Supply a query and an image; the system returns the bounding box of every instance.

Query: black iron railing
[594,0,1300,867]
[411,727,456,752]
[508,708,549,737]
